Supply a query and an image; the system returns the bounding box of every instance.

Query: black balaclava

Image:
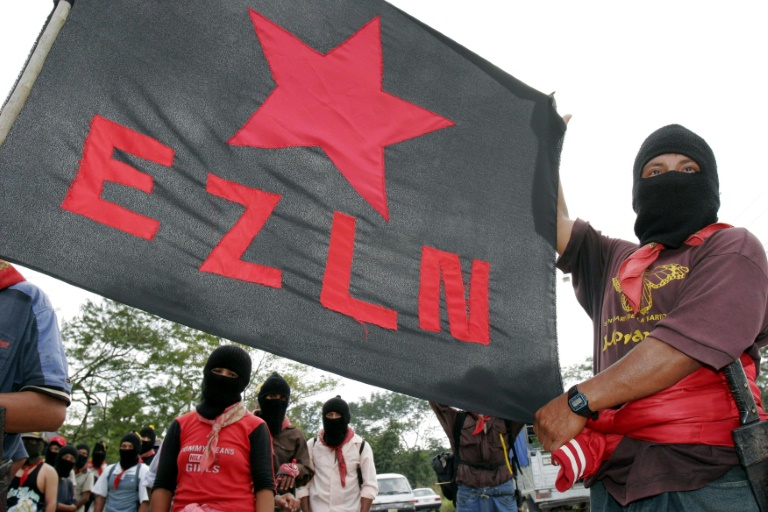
[632,124,719,248]
[55,445,78,478]
[139,426,156,454]
[45,436,65,466]
[197,345,252,420]
[257,372,291,437]
[75,443,90,469]
[22,434,45,463]
[119,433,141,470]
[322,395,351,447]
[91,441,107,468]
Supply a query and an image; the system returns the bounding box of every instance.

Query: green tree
[349,391,444,488]
[61,298,338,461]
[561,357,593,388]
[756,347,768,405]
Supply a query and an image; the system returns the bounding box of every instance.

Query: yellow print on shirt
[603,329,650,351]
[611,264,689,315]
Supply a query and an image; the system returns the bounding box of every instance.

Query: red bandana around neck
[319,427,355,487]
[196,402,248,473]
[0,260,25,290]
[618,223,732,314]
[470,413,491,435]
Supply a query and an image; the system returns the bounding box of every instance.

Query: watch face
[569,394,586,410]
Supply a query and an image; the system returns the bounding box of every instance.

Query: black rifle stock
[724,360,768,511]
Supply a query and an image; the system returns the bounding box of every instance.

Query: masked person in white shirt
[92,433,149,512]
[297,396,377,512]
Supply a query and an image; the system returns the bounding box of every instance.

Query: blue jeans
[456,480,518,512]
[590,466,759,512]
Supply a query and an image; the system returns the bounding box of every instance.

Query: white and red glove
[551,429,608,492]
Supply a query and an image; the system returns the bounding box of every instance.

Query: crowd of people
[3,344,380,512]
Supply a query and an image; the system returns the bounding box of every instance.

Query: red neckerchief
[553,353,768,492]
[114,463,137,489]
[19,460,43,487]
[196,402,248,473]
[319,428,355,487]
[470,413,491,435]
[0,260,25,290]
[618,223,732,314]
[140,449,156,460]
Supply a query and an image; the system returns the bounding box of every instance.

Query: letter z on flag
[0,0,565,421]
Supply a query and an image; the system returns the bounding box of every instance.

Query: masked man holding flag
[535,123,768,511]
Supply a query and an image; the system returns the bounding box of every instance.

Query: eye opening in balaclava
[21,432,46,462]
[139,426,156,454]
[55,445,78,479]
[631,124,720,248]
[257,372,291,437]
[322,395,351,447]
[45,435,66,466]
[75,443,90,469]
[119,432,141,470]
[198,344,252,419]
[91,441,107,468]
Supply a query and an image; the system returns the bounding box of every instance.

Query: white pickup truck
[517,426,591,511]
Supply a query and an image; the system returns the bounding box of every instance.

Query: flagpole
[0,0,72,148]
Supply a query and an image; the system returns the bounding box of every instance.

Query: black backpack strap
[504,420,525,507]
[504,420,520,474]
[357,439,366,488]
[451,411,467,479]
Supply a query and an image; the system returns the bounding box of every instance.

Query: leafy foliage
[60,299,338,461]
[756,347,768,406]
[349,392,445,488]
[561,357,593,388]
[58,298,528,492]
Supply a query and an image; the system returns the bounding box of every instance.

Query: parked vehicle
[412,487,442,511]
[517,426,590,511]
[371,473,417,512]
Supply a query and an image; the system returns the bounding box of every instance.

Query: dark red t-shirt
[557,219,768,503]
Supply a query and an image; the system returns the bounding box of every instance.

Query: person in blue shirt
[0,261,71,476]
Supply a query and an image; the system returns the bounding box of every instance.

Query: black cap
[120,433,141,453]
[204,345,252,393]
[258,372,291,401]
[322,395,350,423]
[58,444,78,459]
[632,124,718,211]
[139,426,156,443]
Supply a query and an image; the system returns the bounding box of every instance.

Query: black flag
[0,0,565,421]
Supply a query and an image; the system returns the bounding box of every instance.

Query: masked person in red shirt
[150,345,276,512]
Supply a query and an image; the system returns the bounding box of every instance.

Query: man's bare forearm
[535,337,701,452]
[580,337,701,411]
[0,391,67,432]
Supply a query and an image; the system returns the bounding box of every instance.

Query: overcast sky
[1,1,767,396]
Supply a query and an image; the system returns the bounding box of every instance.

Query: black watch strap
[568,385,598,420]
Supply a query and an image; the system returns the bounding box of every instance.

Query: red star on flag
[229,10,455,221]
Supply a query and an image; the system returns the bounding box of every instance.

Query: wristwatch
[567,385,599,420]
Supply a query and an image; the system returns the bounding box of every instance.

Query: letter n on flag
[0,0,565,421]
